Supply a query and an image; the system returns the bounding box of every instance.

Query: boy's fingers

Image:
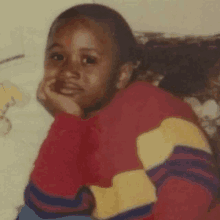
[37,81,46,100]
[45,78,56,86]
[38,78,55,99]
[44,80,56,95]
[38,92,46,101]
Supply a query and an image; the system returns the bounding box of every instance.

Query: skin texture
[37,18,133,118]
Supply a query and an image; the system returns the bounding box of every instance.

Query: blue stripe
[153,170,220,196]
[25,181,95,208]
[18,205,92,220]
[146,146,220,197]
[25,196,93,219]
[147,146,216,178]
[172,146,213,160]
[24,182,94,218]
[148,159,215,177]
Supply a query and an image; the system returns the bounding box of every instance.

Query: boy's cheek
[87,75,100,86]
[44,68,57,79]
[44,61,58,78]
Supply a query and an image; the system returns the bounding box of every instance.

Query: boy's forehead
[50,18,114,51]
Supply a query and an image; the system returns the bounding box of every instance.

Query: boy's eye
[49,53,65,61]
[82,55,97,65]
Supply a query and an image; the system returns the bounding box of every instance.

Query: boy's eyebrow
[80,48,103,55]
[46,44,103,55]
[47,43,63,51]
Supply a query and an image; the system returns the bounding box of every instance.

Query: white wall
[96,0,220,36]
[1,0,220,60]
[0,0,92,61]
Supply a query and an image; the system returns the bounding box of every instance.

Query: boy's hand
[37,78,82,117]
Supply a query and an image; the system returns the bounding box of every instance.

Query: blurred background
[1,0,220,61]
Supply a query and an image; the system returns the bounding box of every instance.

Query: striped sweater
[18,82,220,219]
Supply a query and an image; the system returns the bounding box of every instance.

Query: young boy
[17,4,220,220]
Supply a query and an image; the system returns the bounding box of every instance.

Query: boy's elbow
[153,178,213,220]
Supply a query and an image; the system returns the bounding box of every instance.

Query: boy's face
[44,18,119,112]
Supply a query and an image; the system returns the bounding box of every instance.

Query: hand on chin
[37,79,83,118]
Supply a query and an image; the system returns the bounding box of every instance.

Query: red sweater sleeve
[25,112,96,218]
[31,112,85,196]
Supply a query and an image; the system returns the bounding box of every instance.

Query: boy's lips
[56,81,84,95]
[61,82,83,90]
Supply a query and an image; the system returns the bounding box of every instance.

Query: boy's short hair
[47,4,142,65]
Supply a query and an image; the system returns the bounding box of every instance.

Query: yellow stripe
[90,169,157,219]
[137,117,212,170]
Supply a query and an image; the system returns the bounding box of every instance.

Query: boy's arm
[133,83,220,220]
[22,112,96,219]
[137,117,220,220]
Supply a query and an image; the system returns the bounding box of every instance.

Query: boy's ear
[116,62,133,89]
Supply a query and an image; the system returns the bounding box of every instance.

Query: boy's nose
[60,60,81,79]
